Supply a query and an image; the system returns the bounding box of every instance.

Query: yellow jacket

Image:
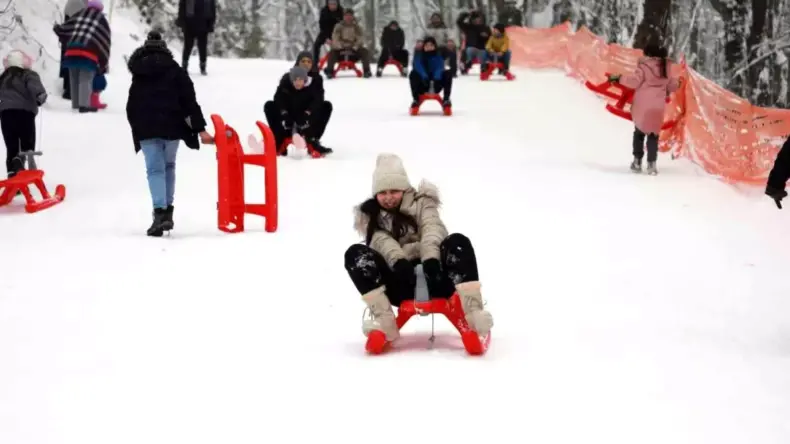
[486,34,510,53]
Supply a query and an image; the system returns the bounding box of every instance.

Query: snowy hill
[2,6,790,444]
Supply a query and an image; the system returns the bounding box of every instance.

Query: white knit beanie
[372,153,410,195]
[4,50,29,69]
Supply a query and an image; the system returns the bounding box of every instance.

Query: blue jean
[465,47,485,62]
[140,138,179,209]
[481,50,511,68]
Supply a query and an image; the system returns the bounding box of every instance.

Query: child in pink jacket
[610,44,679,175]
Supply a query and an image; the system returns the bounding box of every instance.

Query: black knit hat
[145,30,166,48]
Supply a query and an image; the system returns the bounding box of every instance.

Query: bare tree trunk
[633,0,671,49]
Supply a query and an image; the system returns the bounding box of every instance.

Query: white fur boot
[456,281,493,336]
[362,286,400,341]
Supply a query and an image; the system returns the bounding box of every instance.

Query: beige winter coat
[354,180,448,267]
[332,21,364,50]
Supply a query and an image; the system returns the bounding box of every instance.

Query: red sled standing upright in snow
[344,153,493,355]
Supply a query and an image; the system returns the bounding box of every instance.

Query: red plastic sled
[333,60,362,77]
[0,169,65,213]
[365,293,491,356]
[381,58,405,76]
[480,62,515,81]
[585,73,678,130]
[410,93,451,116]
[279,136,324,158]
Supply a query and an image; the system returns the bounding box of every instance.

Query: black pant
[182,29,208,68]
[325,48,371,74]
[1,109,36,177]
[409,70,453,101]
[441,47,458,75]
[312,33,331,69]
[633,128,658,162]
[377,48,409,69]
[344,233,479,307]
[263,100,333,148]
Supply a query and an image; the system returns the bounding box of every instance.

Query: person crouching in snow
[53,0,110,113]
[125,31,214,237]
[483,23,511,75]
[279,51,333,153]
[609,44,679,175]
[264,66,332,156]
[344,153,493,343]
[0,50,47,179]
[409,36,453,108]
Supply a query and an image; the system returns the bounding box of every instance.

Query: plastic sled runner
[0,169,65,213]
[365,292,491,356]
[585,73,678,130]
[410,93,451,116]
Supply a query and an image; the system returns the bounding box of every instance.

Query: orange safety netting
[507,22,789,185]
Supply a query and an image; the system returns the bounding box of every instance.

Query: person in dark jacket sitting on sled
[344,153,493,342]
[285,51,333,152]
[376,20,408,77]
[409,36,452,108]
[263,66,332,156]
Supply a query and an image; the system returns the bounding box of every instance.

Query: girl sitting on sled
[344,153,493,343]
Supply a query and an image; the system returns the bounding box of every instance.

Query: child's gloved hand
[608,73,621,83]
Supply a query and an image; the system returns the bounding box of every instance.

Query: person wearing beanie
[324,9,372,78]
[482,23,511,75]
[456,10,490,74]
[376,21,408,77]
[313,0,344,68]
[176,0,217,75]
[125,29,215,237]
[264,62,331,157]
[53,0,111,112]
[345,153,494,346]
[0,50,47,179]
[269,51,333,153]
[409,36,453,109]
[57,0,87,99]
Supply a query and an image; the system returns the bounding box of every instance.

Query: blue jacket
[412,51,444,81]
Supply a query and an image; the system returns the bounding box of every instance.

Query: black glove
[422,258,455,298]
[766,186,787,209]
[392,259,416,296]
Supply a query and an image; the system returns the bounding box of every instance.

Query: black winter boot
[147,208,168,237]
[161,205,174,231]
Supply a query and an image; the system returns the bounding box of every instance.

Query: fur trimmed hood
[353,179,441,237]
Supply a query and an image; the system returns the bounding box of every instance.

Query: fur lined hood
[353,179,441,237]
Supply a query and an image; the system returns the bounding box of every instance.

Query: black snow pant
[409,69,453,102]
[263,100,333,149]
[1,109,36,178]
[182,29,209,71]
[633,128,659,162]
[312,33,331,70]
[441,46,458,76]
[377,48,409,70]
[344,233,479,307]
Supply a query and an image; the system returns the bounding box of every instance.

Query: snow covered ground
[2,12,790,444]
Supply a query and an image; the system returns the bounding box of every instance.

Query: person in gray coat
[425,12,457,76]
[0,51,47,178]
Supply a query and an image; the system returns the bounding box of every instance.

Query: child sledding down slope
[344,153,493,342]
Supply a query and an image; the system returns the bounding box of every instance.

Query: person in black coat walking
[313,0,344,69]
[125,31,214,236]
[263,65,332,157]
[177,0,216,75]
[376,20,408,77]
